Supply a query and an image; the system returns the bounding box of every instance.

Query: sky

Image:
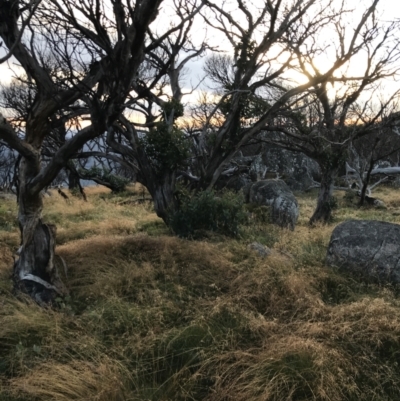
[1,0,400,108]
[177,0,400,103]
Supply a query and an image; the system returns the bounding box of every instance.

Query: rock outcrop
[215,174,252,192]
[261,146,320,191]
[326,219,400,284]
[247,179,299,230]
[215,146,320,192]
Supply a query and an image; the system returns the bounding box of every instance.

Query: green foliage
[162,99,184,120]
[78,166,129,192]
[240,204,281,248]
[215,34,270,131]
[234,35,257,69]
[295,235,328,268]
[246,204,271,224]
[169,190,247,238]
[137,220,170,236]
[141,123,189,176]
[219,92,270,125]
[141,100,188,176]
[216,88,270,150]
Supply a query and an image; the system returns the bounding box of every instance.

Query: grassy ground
[1,185,400,400]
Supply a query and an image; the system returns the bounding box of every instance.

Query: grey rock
[231,143,320,191]
[249,155,267,182]
[248,180,299,230]
[249,179,287,205]
[326,220,400,284]
[363,195,386,209]
[217,144,320,193]
[247,242,272,258]
[216,174,252,192]
[272,195,299,230]
[372,198,386,209]
[261,146,320,191]
[285,166,315,191]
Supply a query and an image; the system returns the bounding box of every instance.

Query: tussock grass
[0,197,19,254]
[1,185,400,400]
[9,359,128,401]
[0,202,18,233]
[41,185,157,244]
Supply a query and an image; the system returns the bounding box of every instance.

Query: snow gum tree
[261,0,400,223]
[184,0,399,227]
[0,0,167,303]
[103,1,207,222]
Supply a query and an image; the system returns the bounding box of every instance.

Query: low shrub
[169,190,247,238]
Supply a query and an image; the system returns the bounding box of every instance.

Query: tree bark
[67,167,80,190]
[145,171,178,224]
[309,167,338,224]
[14,155,67,304]
[358,159,374,206]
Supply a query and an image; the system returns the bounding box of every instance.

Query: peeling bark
[13,155,67,305]
[0,0,168,306]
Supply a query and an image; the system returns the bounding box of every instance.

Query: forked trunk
[309,167,338,225]
[13,157,67,304]
[358,160,374,207]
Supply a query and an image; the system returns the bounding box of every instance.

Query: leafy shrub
[141,122,189,176]
[245,204,271,223]
[169,190,247,238]
[139,99,189,177]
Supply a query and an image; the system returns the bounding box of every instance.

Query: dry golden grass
[0,196,19,261]
[0,245,13,274]
[1,185,400,400]
[9,359,128,401]
[36,185,162,245]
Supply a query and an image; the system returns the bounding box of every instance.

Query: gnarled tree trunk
[13,156,67,304]
[67,167,80,190]
[309,166,338,225]
[146,171,178,224]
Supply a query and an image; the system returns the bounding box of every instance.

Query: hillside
[1,185,400,401]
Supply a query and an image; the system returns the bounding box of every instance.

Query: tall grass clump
[2,186,400,400]
[169,190,247,238]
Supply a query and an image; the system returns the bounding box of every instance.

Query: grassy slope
[1,185,400,400]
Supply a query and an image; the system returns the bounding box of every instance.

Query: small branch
[369,175,389,190]
[0,114,37,160]
[177,170,200,182]
[0,0,42,64]
[370,167,400,175]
